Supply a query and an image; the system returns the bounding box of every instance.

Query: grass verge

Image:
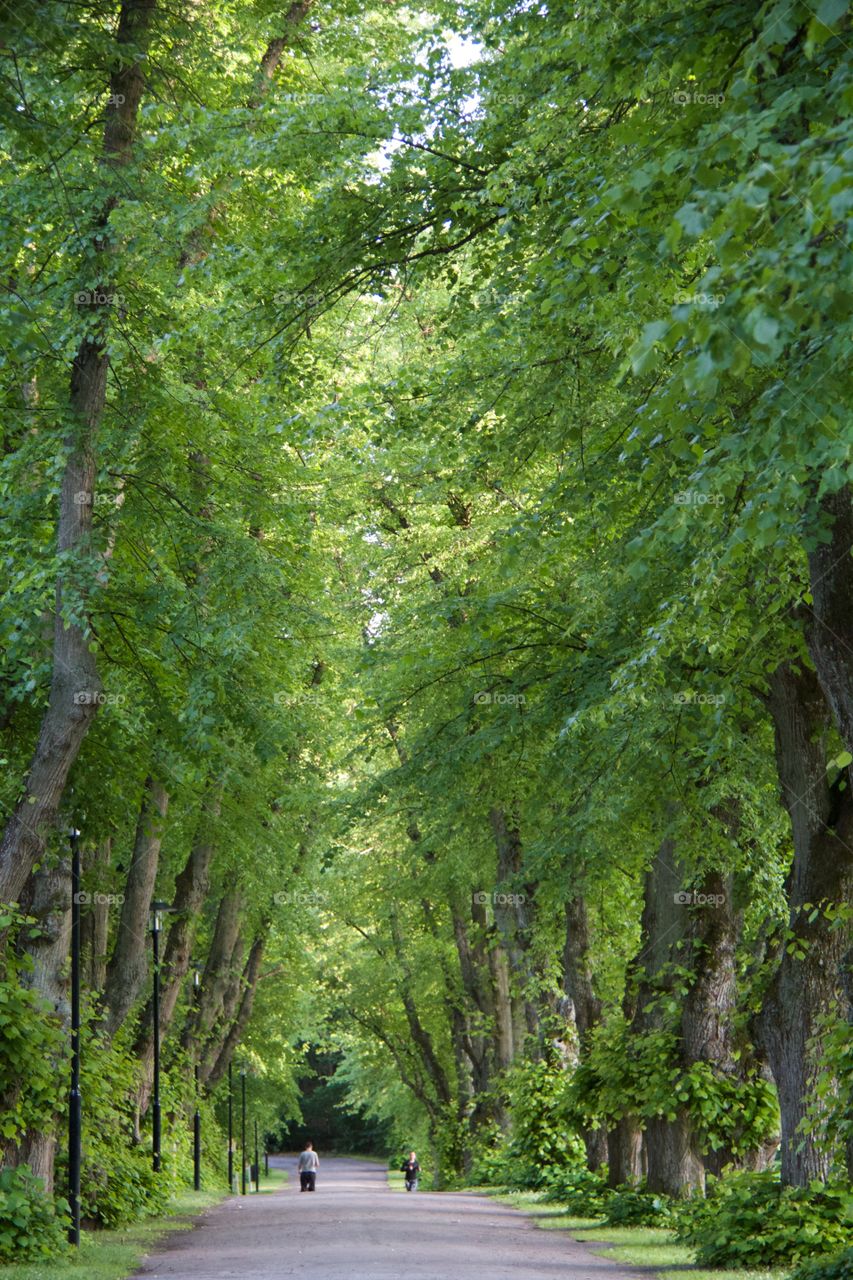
[487,1188,790,1280]
[258,1166,287,1194]
[0,1186,227,1280]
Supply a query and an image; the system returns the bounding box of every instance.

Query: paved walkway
[132,1155,642,1280]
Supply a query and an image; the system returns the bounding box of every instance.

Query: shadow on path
[132,1155,651,1280]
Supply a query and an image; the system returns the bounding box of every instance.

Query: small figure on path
[297,1140,320,1191]
[401,1150,420,1191]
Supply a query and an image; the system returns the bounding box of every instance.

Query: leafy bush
[804,983,853,1174]
[54,1022,225,1227]
[80,1137,171,1229]
[468,1123,510,1187]
[468,1063,585,1190]
[0,1167,68,1262]
[604,1185,675,1227]
[570,1012,779,1159]
[0,911,67,1146]
[500,1059,585,1187]
[675,1171,851,1267]
[540,1165,611,1216]
[788,1247,853,1280]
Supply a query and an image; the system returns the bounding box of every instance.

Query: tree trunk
[629,839,706,1196]
[842,948,853,1182]
[488,940,515,1071]
[421,901,473,1151]
[102,777,169,1037]
[607,1117,644,1186]
[205,931,267,1090]
[389,911,453,1109]
[489,807,538,1049]
[81,837,112,991]
[182,887,243,1051]
[135,785,221,1114]
[562,894,607,1169]
[0,0,156,907]
[806,484,853,753]
[451,906,503,1130]
[199,930,246,1085]
[758,660,853,1185]
[644,1113,705,1198]
[8,862,73,1191]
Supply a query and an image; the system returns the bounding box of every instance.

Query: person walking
[401,1150,420,1191]
[297,1140,320,1191]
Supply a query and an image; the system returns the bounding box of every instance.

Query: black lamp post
[240,1068,247,1195]
[150,900,175,1172]
[68,827,82,1246]
[192,968,201,1190]
[227,1062,234,1191]
[254,1117,259,1192]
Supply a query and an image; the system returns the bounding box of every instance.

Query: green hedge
[674,1171,851,1267]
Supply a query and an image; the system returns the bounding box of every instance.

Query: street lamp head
[69,827,81,840]
[150,900,175,933]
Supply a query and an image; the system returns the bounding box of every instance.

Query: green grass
[486,1188,791,1280]
[257,1166,287,1194]
[0,1186,226,1280]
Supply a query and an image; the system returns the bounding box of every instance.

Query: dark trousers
[300,1170,316,1191]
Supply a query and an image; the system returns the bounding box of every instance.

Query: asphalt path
[131,1155,644,1280]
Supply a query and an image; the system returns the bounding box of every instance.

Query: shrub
[788,1247,853,1280]
[0,1166,68,1262]
[539,1165,611,1216]
[79,1138,171,1229]
[674,1171,851,1267]
[0,911,67,1147]
[604,1184,675,1227]
[500,1059,585,1187]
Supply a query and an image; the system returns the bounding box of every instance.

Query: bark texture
[81,837,112,990]
[759,660,853,1184]
[7,862,72,1191]
[102,777,169,1036]
[806,485,853,753]
[182,887,243,1052]
[0,0,156,906]
[135,786,221,1114]
[628,840,706,1196]
[489,807,538,1052]
[562,894,607,1170]
[205,930,268,1090]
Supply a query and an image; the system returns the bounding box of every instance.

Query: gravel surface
[132,1155,644,1280]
